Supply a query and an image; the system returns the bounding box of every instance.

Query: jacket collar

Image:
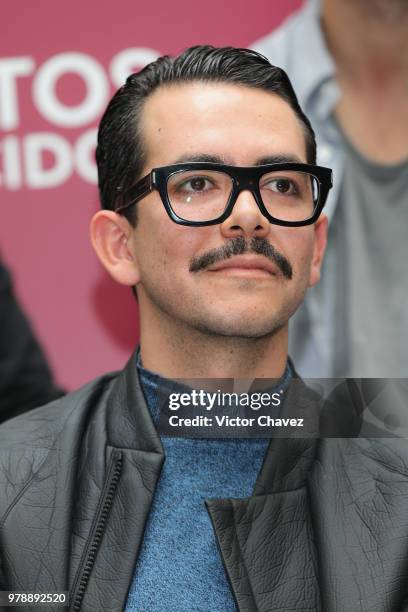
[106,351,321,493]
[253,376,320,495]
[105,350,165,455]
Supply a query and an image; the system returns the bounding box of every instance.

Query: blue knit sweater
[125,360,292,612]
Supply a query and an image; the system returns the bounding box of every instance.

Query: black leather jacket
[1,353,408,611]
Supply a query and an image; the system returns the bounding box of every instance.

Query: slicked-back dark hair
[96,45,317,225]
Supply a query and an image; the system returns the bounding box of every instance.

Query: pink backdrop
[0,0,302,390]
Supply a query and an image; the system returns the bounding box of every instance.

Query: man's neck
[321,0,408,163]
[138,312,288,380]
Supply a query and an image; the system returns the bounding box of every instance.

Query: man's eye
[178,177,213,192]
[264,178,297,195]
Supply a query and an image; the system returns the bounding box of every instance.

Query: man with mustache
[1,46,408,612]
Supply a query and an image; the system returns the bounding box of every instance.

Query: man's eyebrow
[170,153,306,166]
[255,154,305,165]
[173,153,228,164]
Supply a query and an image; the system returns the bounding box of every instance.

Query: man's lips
[206,255,278,277]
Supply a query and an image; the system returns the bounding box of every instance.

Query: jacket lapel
[69,354,165,611]
[208,376,408,612]
[206,379,322,611]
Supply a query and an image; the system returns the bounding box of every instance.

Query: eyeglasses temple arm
[115,174,152,213]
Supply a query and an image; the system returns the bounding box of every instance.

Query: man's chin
[190,316,286,340]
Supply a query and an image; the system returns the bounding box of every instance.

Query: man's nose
[220,189,270,239]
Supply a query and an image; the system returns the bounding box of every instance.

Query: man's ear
[90,210,140,286]
[308,213,328,287]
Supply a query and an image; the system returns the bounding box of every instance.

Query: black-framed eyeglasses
[115,162,333,227]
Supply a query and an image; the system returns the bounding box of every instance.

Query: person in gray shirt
[253,0,408,377]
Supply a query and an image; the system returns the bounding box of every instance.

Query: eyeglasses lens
[259,171,319,221]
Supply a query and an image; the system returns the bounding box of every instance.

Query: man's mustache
[189,236,293,279]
